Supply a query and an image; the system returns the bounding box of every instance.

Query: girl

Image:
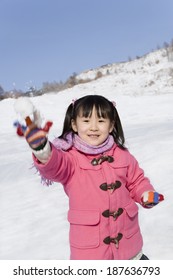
[17,95,164,260]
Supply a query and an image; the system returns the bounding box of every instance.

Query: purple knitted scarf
[52,133,114,155]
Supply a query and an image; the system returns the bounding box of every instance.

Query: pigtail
[111,107,126,150]
[59,103,74,139]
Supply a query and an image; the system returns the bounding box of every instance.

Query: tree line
[1,39,173,101]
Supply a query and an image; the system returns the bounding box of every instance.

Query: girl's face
[71,106,114,146]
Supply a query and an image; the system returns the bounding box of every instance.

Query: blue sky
[1,0,173,91]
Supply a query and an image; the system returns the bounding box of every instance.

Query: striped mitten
[14,119,52,151]
[141,191,164,208]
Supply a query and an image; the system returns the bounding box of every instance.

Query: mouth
[88,134,99,138]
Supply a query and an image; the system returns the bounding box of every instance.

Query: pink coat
[33,143,154,260]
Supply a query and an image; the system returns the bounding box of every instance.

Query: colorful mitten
[24,121,52,150]
[141,191,164,208]
[14,120,53,150]
[14,97,53,150]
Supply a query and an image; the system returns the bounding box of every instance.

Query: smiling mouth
[88,134,99,138]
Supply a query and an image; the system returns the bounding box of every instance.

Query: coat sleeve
[126,152,155,204]
[33,142,75,186]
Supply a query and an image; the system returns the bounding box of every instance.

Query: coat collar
[70,144,128,170]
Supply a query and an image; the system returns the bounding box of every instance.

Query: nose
[89,119,98,131]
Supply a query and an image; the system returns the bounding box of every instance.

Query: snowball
[14,97,34,119]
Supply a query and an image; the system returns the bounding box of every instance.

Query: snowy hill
[77,47,173,95]
[0,48,173,260]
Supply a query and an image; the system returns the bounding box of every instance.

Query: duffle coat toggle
[91,155,114,166]
[102,208,124,220]
[103,233,123,249]
[100,180,121,192]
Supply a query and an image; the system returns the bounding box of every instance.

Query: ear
[109,122,114,133]
[71,119,78,132]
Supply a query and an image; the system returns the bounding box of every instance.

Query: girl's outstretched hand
[13,97,53,151]
[14,119,53,150]
[141,191,164,208]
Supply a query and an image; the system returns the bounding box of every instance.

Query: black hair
[59,95,126,150]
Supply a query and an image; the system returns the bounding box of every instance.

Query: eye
[83,118,89,123]
[98,118,105,123]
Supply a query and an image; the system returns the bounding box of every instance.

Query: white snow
[0,48,173,260]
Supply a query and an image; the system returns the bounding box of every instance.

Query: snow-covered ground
[0,48,173,260]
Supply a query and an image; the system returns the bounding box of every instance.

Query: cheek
[77,126,86,134]
[72,122,86,134]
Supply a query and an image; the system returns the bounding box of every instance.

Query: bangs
[74,95,114,120]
